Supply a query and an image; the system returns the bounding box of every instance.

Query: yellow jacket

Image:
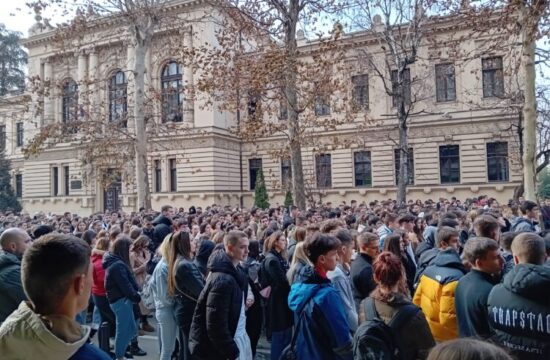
[412,249,466,342]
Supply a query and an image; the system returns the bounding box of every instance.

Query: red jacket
[92,253,106,296]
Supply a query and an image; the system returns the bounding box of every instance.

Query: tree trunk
[133,40,151,210]
[396,70,408,207]
[520,10,537,201]
[286,0,306,210]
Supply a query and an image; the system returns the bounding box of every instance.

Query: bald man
[0,228,31,323]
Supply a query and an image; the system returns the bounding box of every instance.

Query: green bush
[254,169,270,209]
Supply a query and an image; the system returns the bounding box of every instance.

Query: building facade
[0,1,522,215]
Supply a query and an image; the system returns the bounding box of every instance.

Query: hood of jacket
[0,302,89,360]
[196,240,215,263]
[288,265,330,312]
[207,249,247,290]
[152,214,172,227]
[0,252,21,271]
[102,252,125,270]
[502,263,550,303]
[432,248,464,271]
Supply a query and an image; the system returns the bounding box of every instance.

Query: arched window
[62,79,78,123]
[109,71,127,125]
[161,61,183,122]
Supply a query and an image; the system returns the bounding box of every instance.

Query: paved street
[93,315,271,360]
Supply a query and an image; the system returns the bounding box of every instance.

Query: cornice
[21,0,209,48]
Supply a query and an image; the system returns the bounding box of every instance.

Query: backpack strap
[363,297,378,322]
[388,304,420,331]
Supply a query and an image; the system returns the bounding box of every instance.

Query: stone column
[88,50,99,119]
[77,52,88,118]
[183,27,195,125]
[43,60,54,124]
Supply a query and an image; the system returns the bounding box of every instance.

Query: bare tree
[345,0,435,206]
[25,0,203,210]
[198,0,351,210]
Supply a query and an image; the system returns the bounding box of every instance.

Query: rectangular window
[281,158,292,189]
[16,123,23,147]
[279,101,288,121]
[314,96,331,116]
[169,159,177,192]
[154,160,162,192]
[352,74,369,110]
[52,167,59,196]
[249,158,263,190]
[482,57,504,98]
[0,125,5,151]
[316,154,332,188]
[439,145,460,184]
[391,69,411,107]
[487,142,509,182]
[354,151,372,187]
[435,64,456,102]
[15,174,22,198]
[394,148,414,185]
[64,166,70,195]
[247,92,260,121]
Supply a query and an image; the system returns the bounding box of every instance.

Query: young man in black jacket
[455,237,503,338]
[350,232,379,311]
[487,233,550,360]
[0,228,31,323]
[189,230,252,360]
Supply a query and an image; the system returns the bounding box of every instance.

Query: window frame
[281,158,292,190]
[354,150,372,187]
[109,70,128,125]
[314,95,331,116]
[62,79,78,123]
[0,125,5,151]
[169,158,177,192]
[249,158,263,191]
[15,174,22,198]
[435,63,456,102]
[315,153,332,188]
[154,160,162,192]
[439,145,461,184]
[16,122,23,147]
[352,74,369,111]
[487,142,509,182]
[161,61,183,123]
[482,57,504,98]
[52,166,59,196]
[64,165,70,196]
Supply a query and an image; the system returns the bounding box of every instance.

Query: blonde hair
[157,233,173,260]
[286,242,312,284]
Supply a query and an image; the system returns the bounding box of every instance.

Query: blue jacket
[288,266,353,360]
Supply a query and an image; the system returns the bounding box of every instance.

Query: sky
[1,2,40,37]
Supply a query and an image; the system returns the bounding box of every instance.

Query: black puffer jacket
[0,252,26,323]
[487,264,550,360]
[189,250,248,360]
[103,253,141,304]
[174,256,205,331]
[152,214,172,250]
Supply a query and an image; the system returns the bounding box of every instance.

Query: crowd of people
[0,194,549,360]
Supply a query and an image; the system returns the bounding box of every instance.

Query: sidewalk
[93,315,272,360]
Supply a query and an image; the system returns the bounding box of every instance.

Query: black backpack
[353,298,420,360]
